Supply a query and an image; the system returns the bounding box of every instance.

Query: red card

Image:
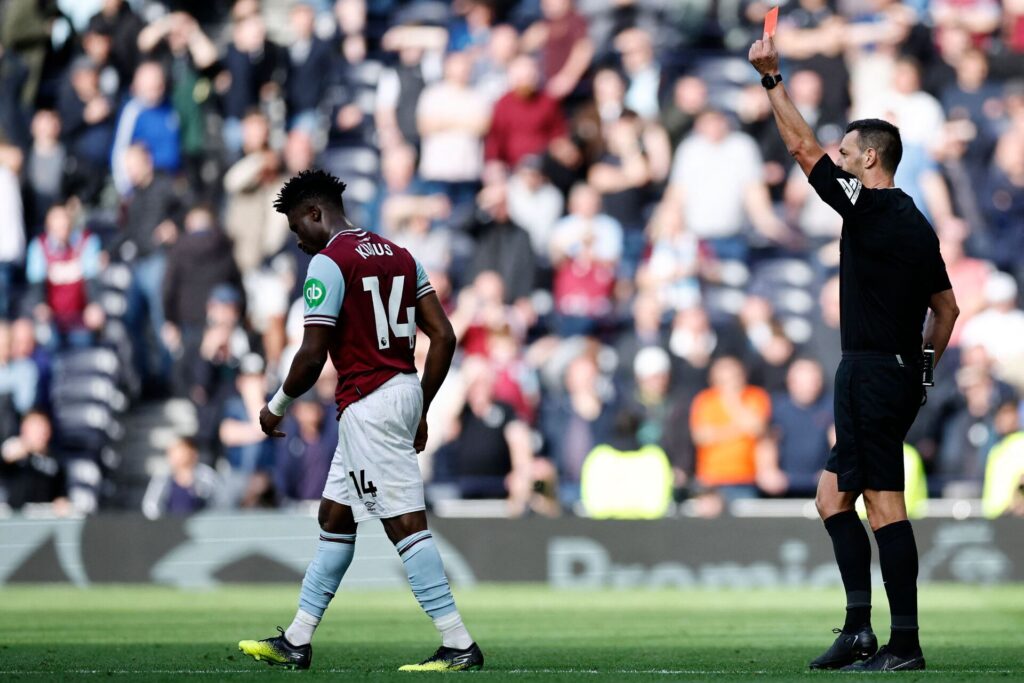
[764,6,779,37]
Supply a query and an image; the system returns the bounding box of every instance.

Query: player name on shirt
[355,242,395,260]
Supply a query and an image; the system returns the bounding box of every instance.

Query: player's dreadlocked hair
[273,169,348,215]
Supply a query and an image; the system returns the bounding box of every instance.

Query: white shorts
[322,373,425,523]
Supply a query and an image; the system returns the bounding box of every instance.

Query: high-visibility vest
[982,432,1024,519]
[903,443,928,519]
[581,444,673,519]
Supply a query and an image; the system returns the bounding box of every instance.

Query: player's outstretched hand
[748,33,780,76]
[413,416,428,453]
[259,405,286,438]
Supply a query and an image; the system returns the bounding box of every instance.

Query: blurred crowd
[1,0,1024,519]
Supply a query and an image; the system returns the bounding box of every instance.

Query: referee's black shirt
[809,154,952,354]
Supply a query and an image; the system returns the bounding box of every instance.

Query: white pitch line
[0,669,1015,676]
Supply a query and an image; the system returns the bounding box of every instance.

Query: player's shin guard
[397,531,473,649]
[823,510,872,632]
[874,520,920,656]
[286,531,357,645]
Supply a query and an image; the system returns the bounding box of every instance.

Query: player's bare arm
[414,291,457,452]
[748,34,825,176]
[258,325,331,437]
[922,288,960,367]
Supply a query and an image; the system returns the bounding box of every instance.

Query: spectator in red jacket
[484,56,567,181]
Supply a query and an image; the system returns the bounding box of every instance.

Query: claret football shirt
[303,228,434,414]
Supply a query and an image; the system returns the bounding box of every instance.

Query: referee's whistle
[922,343,935,387]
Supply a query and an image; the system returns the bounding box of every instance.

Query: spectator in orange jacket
[689,355,771,501]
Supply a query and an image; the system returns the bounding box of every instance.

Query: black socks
[874,520,921,656]
[824,512,922,656]
[823,510,873,633]
[844,605,872,634]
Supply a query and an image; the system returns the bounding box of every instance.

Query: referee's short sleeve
[927,235,953,295]
[302,254,345,327]
[808,153,872,218]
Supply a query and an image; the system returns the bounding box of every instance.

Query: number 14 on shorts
[348,469,378,499]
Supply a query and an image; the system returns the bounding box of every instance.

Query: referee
[749,36,959,671]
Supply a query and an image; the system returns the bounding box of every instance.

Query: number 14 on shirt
[362,275,416,350]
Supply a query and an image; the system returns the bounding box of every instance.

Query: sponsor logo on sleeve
[304,278,326,308]
[837,178,862,205]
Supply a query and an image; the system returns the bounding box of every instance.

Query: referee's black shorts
[826,351,924,492]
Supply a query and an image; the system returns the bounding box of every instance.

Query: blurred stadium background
[2,0,1024,625]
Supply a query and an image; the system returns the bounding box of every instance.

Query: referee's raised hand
[748,34,780,75]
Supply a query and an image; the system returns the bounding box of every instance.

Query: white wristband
[268,387,295,417]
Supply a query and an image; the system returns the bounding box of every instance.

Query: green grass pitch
[1,585,1021,681]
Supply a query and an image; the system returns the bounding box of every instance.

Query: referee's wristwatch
[761,73,783,89]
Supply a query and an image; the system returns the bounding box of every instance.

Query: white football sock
[433,610,473,650]
[284,609,320,646]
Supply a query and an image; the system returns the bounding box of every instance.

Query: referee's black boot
[808,626,877,670]
[842,645,926,672]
